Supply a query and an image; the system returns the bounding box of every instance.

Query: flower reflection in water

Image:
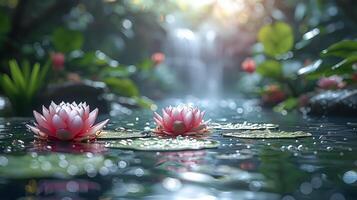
[26,179,101,196]
[32,141,107,154]
[156,150,206,172]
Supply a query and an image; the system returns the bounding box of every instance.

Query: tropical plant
[299,40,357,81]
[0,60,50,115]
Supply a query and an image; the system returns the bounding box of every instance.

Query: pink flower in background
[317,75,345,90]
[154,105,207,136]
[151,52,165,66]
[26,102,109,141]
[351,73,357,82]
[262,85,286,105]
[241,58,256,73]
[51,52,65,70]
[298,94,310,107]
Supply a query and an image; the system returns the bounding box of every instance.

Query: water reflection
[32,141,107,154]
[0,98,356,199]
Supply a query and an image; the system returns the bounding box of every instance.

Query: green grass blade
[22,60,31,82]
[39,59,50,84]
[28,63,40,98]
[0,74,18,99]
[9,60,26,92]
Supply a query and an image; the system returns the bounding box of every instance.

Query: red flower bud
[151,52,165,66]
[51,52,65,71]
[241,58,256,73]
[317,75,345,90]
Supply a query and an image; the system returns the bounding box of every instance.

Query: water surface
[0,98,356,200]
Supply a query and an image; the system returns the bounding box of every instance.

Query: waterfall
[165,23,223,98]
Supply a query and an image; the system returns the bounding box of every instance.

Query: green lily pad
[105,137,220,151]
[98,130,152,140]
[212,122,279,130]
[223,130,312,139]
[0,153,105,178]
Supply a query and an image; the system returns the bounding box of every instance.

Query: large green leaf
[258,22,294,57]
[104,77,139,97]
[321,40,357,58]
[211,122,279,131]
[105,137,220,151]
[0,153,105,178]
[223,130,312,139]
[330,55,357,71]
[303,56,357,79]
[52,28,84,53]
[256,60,283,79]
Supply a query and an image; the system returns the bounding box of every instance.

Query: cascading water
[165,23,223,98]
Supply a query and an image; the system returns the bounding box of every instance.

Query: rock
[37,81,109,113]
[307,89,357,116]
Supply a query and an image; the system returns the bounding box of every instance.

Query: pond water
[0,97,356,200]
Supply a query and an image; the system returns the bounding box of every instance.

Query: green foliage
[0,60,50,115]
[273,97,299,113]
[300,40,357,79]
[104,77,139,97]
[0,11,10,45]
[258,22,294,57]
[0,11,10,34]
[132,96,155,109]
[256,60,283,79]
[100,66,134,78]
[321,40,357,58]
[52,28,84,53]
[137,58,154,71]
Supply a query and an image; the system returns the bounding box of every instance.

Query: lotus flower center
[172,121,186,134]
[56,129,73,141]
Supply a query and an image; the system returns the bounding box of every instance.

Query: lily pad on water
[105,137,220,151]
[211,122,279,130]
[97,130,152,140]
[0,153,105,178]
[223,130,312,139]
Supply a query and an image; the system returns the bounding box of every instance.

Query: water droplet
[0,156,8,166]
[311,176,322,189]
[66,181,79,192]
[287,145,296,151]
[162,177,182,191]
[281,195,295,200]
[297,145,304,151]
[300,182,313,195]
[342,170,357,184]
[330,193,346,200]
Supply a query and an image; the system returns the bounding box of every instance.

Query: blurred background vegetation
[0,0,356,116]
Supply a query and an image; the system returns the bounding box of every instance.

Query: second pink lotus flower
[154,105,208,136]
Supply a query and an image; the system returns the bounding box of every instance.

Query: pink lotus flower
[317,75,345,90]
[153,105,207,136]
[26,102,109,141]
